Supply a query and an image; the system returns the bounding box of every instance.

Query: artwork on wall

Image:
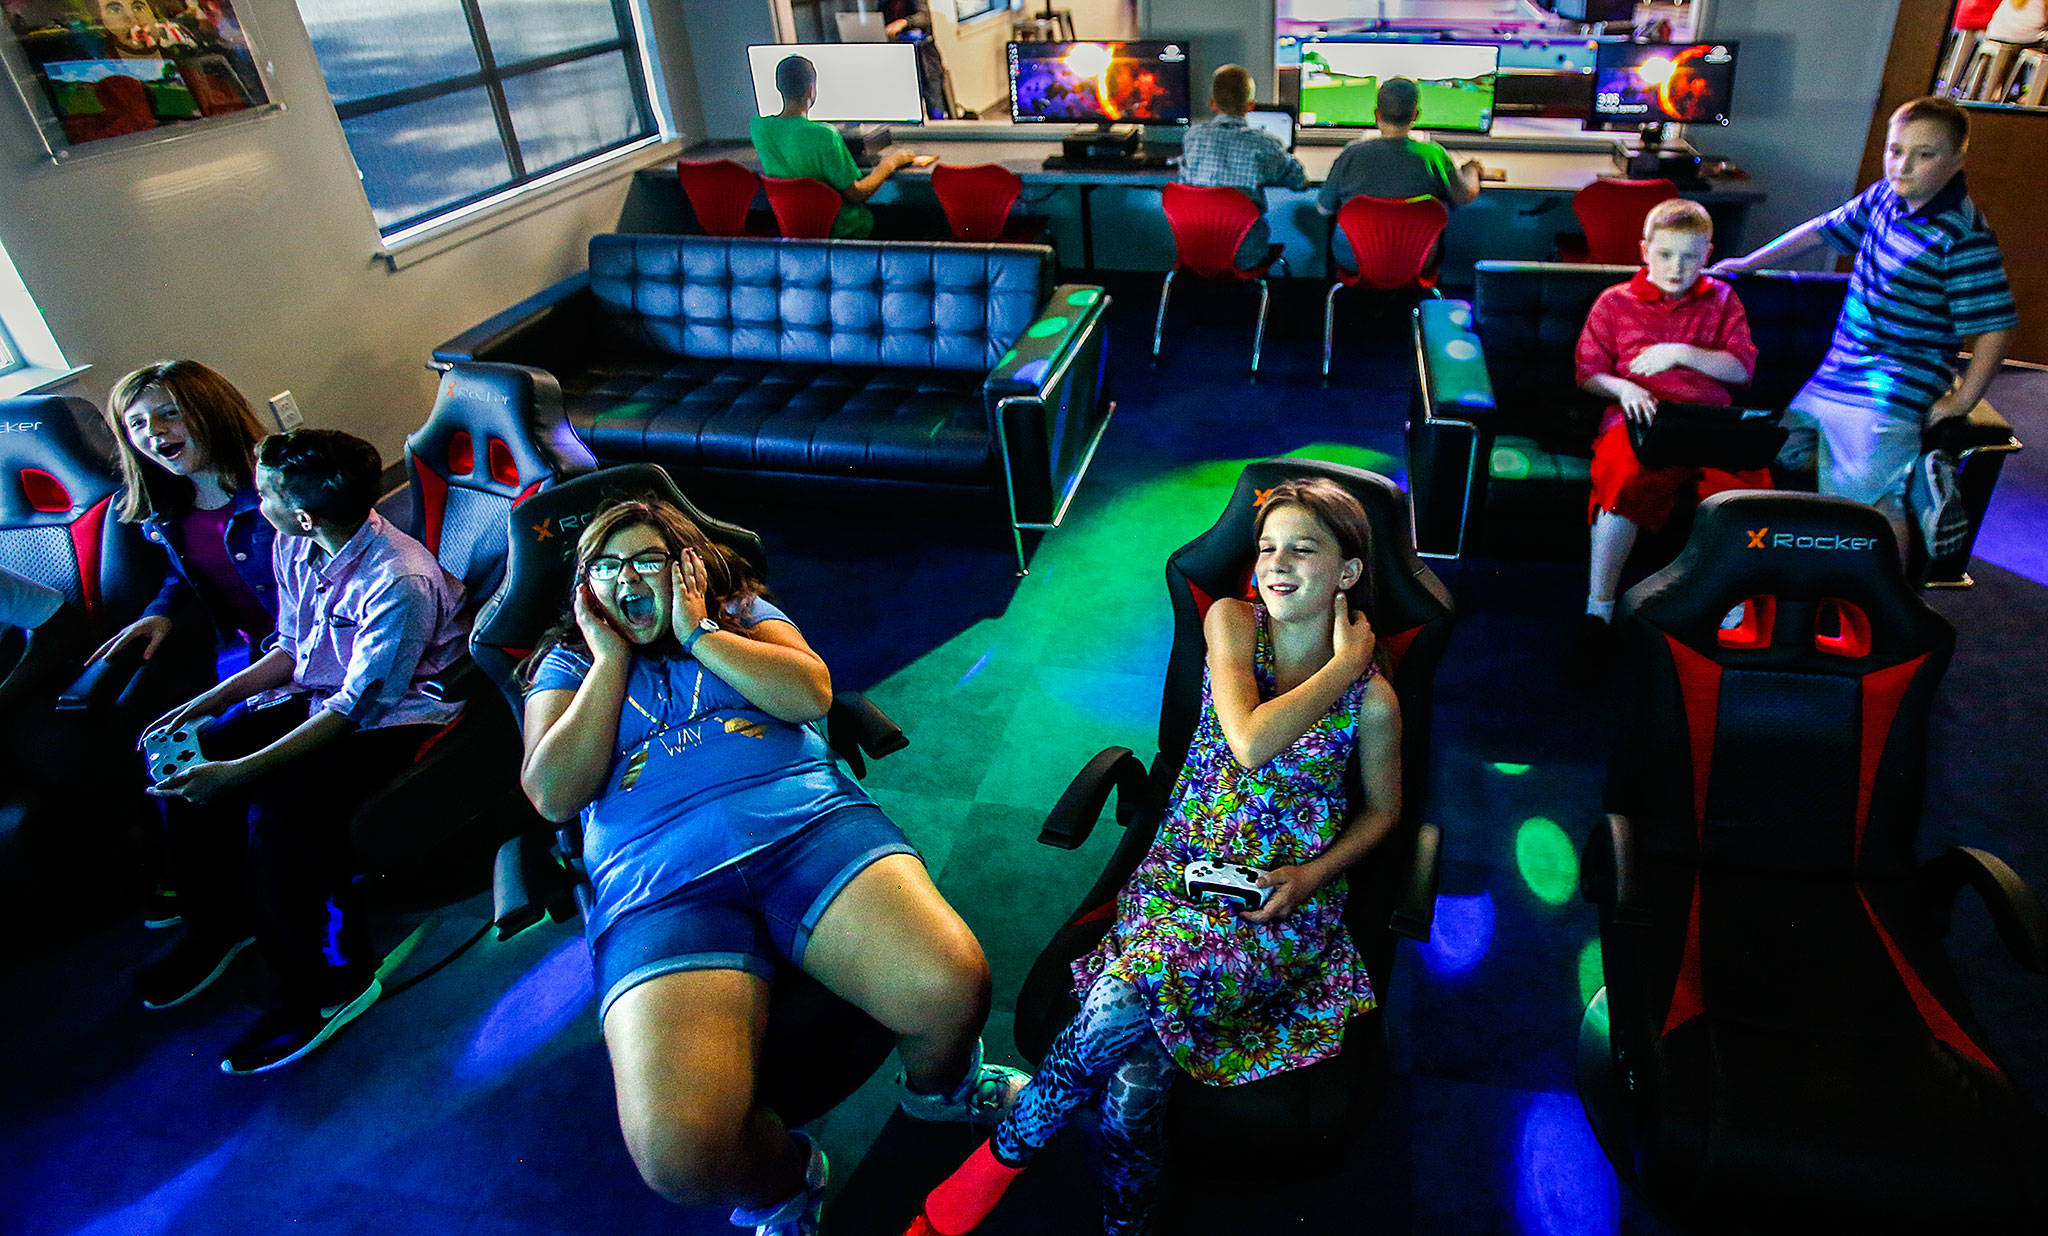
[1,0,273,156]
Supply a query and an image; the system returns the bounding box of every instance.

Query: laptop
[1628,402,1789,471]
[1246,104,1297,152]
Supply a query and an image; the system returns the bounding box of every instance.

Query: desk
[649,137,1765,280]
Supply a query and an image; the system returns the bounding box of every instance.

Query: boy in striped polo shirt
[1710,96,2016,555]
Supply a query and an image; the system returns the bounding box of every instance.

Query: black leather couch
[433,234,1114,572]
[1410,261,2020,584]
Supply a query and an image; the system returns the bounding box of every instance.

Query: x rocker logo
[1744,527,1881,552]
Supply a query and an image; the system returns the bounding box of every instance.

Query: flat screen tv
[747,43,925,125]
[1006,40,1193,126]
[1297,38,1500,133]
[1592,41,1740,126]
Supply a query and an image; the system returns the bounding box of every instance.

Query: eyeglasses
[583,551,674,583]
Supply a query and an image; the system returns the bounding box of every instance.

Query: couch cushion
[566,355,995,482]
[588,235,1048,374]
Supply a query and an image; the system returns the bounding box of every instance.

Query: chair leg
[1251,278,1271,379]
[1151,270,1176,367]
[1322,282,1343,384]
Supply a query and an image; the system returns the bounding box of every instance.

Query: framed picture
[1,0,274,157]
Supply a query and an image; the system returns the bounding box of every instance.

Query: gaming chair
[1015,458,1454,1175]
[478,464,905,1127]
[1578,491,2048,1231]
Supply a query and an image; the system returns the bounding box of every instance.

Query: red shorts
[1588,410,1772,533]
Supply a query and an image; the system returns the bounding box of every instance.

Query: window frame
[0,238,83,399]
[311,0,663,237]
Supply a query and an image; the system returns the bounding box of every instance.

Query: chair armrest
[1414,299,1496,423]
[826,690,908,779]
[1922,846,2048,974]
[492,829,581,941]
[1925,400,2018,454]
[432,272,597,369]
[3,624,82,713]
[1581,813,1653,927]
[1387,822,1442,942]
[54,641,144,714]
[985,285,1111,401]
[1039,746,1149,850]
[418,655,484,704]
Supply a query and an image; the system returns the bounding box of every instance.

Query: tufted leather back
[405,363,596,605]
[586,234,1050,374]
[1472,261,1849,433]
[0,396,157,638]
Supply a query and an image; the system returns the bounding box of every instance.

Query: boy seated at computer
[1177,64,1307,268]
[751,53,929,239]
[1315,76,1483,270]
[1566,198,1764,686]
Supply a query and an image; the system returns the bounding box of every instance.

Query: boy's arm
[1274,147,1309,192]
[1575,290,1654,419]
[318,573,451,728]
[843,147,916,205]
[1711,186,1874,276]
[1930,329,2012,424]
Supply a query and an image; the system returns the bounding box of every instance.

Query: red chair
[1155,183,1288,379]
[931,162,1049,244]
[677,159,768,238]
[1558,177,1679,264]
[1323,194,1448,383]
[761,175,844,240]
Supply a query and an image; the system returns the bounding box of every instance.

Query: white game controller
[142,722,207,783]
[1182,860,1273,910]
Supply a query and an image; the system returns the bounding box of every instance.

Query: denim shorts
[590,803,917,1023]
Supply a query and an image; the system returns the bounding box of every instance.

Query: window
[297,0,659,235]
[0,237,77,398]
[0,322,20,381]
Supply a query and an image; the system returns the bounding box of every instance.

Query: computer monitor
[1246,104,1297,151]
[1296,38,1500,133]
[747,43,925,125]
[1592,41,1740,127]
[1006,40,1193,127]
[1550,0,1638,22]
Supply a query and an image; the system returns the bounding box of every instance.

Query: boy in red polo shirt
[1566,198,1764,684]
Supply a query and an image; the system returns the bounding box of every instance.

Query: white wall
[1139,0,1278,98]
[1701,0,1901,249]
[0,0,703,461]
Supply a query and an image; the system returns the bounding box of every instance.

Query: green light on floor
[1278,441,1402,478]
[1491,761,1531,775]
[1027,315,1070,338]
[1490,446,1532,479]
[1577,939,1603,1010]
[1515,816,1578,906]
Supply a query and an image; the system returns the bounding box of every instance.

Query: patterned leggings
[993,975,1177,1236]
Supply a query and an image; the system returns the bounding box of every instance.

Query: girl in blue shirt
[518,498,1023,1236]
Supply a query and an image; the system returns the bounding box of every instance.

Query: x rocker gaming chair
[1323,194,1448,385]
[676,159,772,239]
[1015,458,1454,1176]
[479,464,908,1127]
[346,363,597,909]
[1578,491,2048,1232]
[1155,183,1290,380]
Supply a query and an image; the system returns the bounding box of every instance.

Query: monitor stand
[1061,121,1140,164]
[838,123,894,165]
[1624,122,1666,178]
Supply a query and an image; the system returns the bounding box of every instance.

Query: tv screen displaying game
[1007,40,1193,126]
[1592,41,1740,126]
[1297,38,1500,133]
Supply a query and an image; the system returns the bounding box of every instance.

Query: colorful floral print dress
[1072,604,1381,1085]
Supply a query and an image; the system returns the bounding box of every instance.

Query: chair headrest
[471,464,767,700]
[0,396,118,527]
[406,363,595,498]
[1623,491,1950,666]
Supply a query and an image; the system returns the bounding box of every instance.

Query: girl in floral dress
[907,478,1404,1236]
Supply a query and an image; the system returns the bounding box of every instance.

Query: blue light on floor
[1420,891,1495,977]
[1514,1091,1619,1236]
[957,648,994,687]
[71,1132,245,1236]
[457,938,592,1082]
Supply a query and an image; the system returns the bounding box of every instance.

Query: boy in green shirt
[750,54,924,239]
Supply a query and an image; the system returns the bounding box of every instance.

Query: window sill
[0,363,89,399]
[375,136,686,271]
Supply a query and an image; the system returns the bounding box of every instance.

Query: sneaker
[899,1041,1030,1128]
[138,933,254,1009]
[730,1130,827,1236]
[1561,613,1613,693]
[143,885,183,930]
[1909,448,1970,561]
[219,975,380,1075]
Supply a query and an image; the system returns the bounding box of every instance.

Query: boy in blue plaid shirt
[1177,64,1306,268]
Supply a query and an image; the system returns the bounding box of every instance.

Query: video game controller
[142,723,206,783]
[1182,860,1273,910]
